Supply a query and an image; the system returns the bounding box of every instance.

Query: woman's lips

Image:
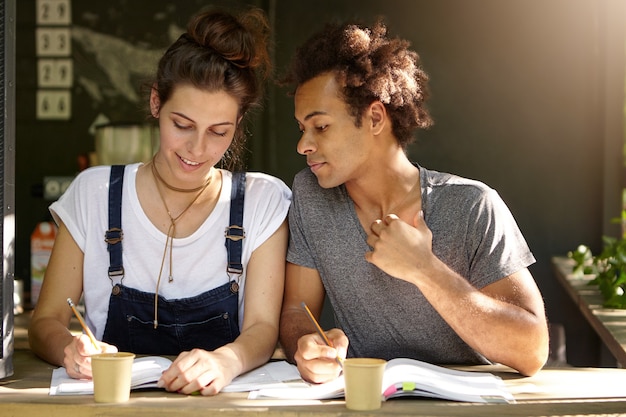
[177,154,203,171]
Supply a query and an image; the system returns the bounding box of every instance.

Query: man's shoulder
[420,165,494,197]
[292,168,328,196]
[292,167,317,187]
[292,168,347,200]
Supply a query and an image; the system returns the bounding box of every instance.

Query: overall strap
[224,172,246,275]
[105,165,125,279]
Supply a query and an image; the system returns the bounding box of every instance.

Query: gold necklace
[151,162,213,328]
[151,159,207,193]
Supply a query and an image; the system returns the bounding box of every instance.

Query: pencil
[67,298,100,352]
[300,301,344,367]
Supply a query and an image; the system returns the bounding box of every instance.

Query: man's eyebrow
[301,111,328,122]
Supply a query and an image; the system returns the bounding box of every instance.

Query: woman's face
[151,84,240,186]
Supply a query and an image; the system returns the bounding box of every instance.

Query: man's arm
[367,213,549,376]
[421,264,548,376]
[279,262,348,383]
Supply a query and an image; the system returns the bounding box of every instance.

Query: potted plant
[568,210,626,309]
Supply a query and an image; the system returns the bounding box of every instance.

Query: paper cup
[343,358,387,410]
[91,352,135,403]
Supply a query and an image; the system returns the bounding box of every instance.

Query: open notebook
[249,358,515,403]
[50,356,514,403]
[49,356,303,396]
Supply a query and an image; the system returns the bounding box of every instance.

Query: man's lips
[307,161,324,173]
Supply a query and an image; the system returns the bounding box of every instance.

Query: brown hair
[280,18,432,149]
[153,8,271,170]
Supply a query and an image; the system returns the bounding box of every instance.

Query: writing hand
[294,328,348,384]
[64,334,117,379]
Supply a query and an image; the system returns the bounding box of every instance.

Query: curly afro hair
[280,18,433,149]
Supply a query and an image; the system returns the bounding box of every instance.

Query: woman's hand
[157,348,240,396]
[63,334,117,379]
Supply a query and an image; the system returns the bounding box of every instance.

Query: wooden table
[552,256,626,366]
[3,348,626,417]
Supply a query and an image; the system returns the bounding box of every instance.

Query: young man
[278,19,549,384]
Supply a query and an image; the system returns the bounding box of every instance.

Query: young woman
[28,8,291,396]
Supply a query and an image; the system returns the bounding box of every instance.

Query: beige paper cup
[91,352,135,403]
[343,358,387,410]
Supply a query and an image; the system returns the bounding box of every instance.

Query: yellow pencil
[67,298,100,351]
[301,301,344,367]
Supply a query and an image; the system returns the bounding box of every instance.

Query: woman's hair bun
[186,8,270,78]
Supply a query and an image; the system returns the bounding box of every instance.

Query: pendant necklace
[150,160,212,328]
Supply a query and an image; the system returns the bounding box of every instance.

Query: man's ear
[369,101,387,136]
[150,86,160,118]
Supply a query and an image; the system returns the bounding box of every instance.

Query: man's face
[294,72,371,189]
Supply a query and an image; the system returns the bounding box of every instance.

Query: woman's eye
[212,131,227,137]
[316,125,328,132]
[174,121,191,130]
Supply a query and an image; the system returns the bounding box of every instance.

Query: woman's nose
[187,132,204,155]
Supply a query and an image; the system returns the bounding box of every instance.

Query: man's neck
[347,153,421,229]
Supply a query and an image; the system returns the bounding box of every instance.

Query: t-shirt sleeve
[286,172,318,269]
[48,166,110,252]
[466,187,536,288]
[244,173,292,252]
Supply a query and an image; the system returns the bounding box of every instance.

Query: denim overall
[101,165,245,355]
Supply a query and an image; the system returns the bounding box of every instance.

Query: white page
[50,356,171,396]
[50,358,302,396]
[221,361,304,392]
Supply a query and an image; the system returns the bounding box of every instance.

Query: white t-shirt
[50,163,291,339]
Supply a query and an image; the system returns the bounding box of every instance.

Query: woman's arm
[28,222,114,378]
[159,219,288,395]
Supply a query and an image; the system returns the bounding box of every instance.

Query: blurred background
[14,0,626,367]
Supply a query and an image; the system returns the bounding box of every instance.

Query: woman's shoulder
[66,165,115,192]
[235,171,292,198]
[75,163,139,182]
[62,164,140,202]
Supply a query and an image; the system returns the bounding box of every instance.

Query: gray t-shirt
[287,165,536,365]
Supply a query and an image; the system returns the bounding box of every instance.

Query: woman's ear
[369,101,387,136]
[149,87,160,118]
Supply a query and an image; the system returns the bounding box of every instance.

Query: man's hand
[365,211,434,283]
[294,328,348,384]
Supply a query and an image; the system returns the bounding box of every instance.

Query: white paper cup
[343,358,387,410]
[91,352,135,403]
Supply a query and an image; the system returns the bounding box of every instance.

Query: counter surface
[6,298,626,417]
[3,348,626,417]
